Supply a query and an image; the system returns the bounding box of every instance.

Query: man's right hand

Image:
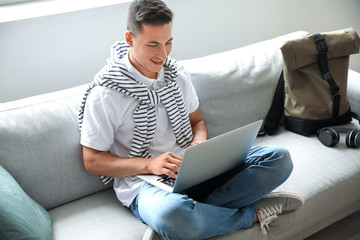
[148,152,182,179]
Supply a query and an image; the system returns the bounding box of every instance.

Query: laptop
[137,119,263,193]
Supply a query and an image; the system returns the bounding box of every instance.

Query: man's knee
[277,146,293,173]
[152,196,205,239]
[271,146,293,183]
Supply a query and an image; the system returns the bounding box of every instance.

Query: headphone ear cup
[317,128,339,147]
[345,129,360,148]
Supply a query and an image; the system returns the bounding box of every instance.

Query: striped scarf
[78,41,193,184]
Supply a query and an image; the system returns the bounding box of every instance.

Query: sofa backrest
[0,31,308,210]
[0,86,111,209]
[180,31,308,138]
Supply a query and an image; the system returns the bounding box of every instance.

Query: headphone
[316,127,360,148]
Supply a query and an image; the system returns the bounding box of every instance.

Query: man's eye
[148,44,157,48]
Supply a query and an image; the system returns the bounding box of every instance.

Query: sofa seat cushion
[252,120,360,239]
[0,165,52,240]
[49,188,147,240]
[255,120,360,199]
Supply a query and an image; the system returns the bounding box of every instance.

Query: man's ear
[125,31,133,46]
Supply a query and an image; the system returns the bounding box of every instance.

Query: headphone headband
[319,127,357,133]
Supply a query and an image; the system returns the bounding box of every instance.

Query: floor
[305,209,360,240]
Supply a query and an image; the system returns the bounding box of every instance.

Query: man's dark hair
[127,0,173,36]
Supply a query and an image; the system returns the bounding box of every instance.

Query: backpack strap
[313,33,341,118]
[259,71,285,136]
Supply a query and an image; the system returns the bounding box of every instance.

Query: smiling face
[126,23,173,79]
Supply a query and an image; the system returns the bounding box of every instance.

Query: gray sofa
[1,31,360,240]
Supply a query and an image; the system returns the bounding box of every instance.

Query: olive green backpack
[262,28,360,136]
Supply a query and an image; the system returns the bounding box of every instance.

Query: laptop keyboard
[157,175,175,187]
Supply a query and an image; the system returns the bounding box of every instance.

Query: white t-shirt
[80,52,199,207]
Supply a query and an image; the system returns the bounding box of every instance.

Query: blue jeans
[130,146,293,240]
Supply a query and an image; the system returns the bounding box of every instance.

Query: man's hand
[148,152,182,179]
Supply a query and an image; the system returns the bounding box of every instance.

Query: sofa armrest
[348,69,360,117]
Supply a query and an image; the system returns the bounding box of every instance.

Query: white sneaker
[254,191,305,235]
[142,226,168,240]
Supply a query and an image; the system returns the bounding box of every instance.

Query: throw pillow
[0,165,52,240]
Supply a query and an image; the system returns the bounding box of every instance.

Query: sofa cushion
[179,31,308,138]
[49,189,147,240]
[0,86,111,210]
[252,120,360,239]
[0,165,52,240]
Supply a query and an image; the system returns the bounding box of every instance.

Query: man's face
[127,23,173,79]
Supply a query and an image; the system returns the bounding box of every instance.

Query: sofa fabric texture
[1,31,360,239]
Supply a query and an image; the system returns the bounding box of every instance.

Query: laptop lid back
[173,120,262,193]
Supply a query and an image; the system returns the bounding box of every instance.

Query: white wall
[1,0,359,102]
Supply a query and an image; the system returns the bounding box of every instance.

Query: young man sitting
[79,0,304,239]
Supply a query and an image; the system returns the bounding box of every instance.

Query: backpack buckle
[315,38,328,53]
[331,86,340,100]
[323,72,333,81]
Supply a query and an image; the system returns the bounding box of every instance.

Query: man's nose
[157,45,168,60]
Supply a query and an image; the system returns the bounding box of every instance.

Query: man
[79,0,304,239]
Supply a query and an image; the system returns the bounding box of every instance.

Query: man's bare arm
[82,146,181,179]
[189,107,208,146]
